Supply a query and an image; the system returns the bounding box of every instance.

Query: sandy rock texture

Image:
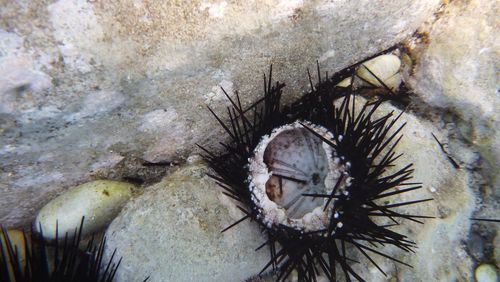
[409,0,499,190]
[103,162,270,282]
[1,0,498,281]
[0,0,443,228]
[406,0,499,280]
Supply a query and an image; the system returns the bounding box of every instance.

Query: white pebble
[35,180,134,240]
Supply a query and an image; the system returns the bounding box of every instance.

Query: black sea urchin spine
[199,66,287,212]
[0,218,128,282]
[200,52,434,281]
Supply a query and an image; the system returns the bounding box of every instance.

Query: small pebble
[356,54,402,90]
[475,264,499,282]
[35,180,134,240]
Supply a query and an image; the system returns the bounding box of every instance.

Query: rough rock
[103,162,269,282]
[407,0,499,277]
[0,0,443,227]
[408,0,499,198]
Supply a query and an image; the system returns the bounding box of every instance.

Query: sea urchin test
[249,121,350,231]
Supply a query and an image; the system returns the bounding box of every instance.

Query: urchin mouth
[248,121,350,232]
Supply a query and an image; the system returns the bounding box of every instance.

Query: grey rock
[468,232,486,261]
[406,0,500,279]
[408,0,499,193]
[103,163,269,282]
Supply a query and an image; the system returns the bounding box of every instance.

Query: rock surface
[408,1,500,281]
[409,0,499,200]
[0,0,442,228]
[103,163,269,282]
[35,180,134,239]
[408,0,499,278]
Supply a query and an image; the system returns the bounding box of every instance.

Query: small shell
[356,54,402,90]
[35,180,134,240]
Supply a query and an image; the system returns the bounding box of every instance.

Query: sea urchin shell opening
[248,121,350,232]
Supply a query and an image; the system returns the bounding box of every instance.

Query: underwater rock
[495,233,500,265]
[409,0,499,190]
[35,180,134,240]
[104,163,269,282]
[408,0,499,276]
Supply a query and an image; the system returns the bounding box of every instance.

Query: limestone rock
[408,0,499,277]
[356,54,402,89]
[408,0,499,192]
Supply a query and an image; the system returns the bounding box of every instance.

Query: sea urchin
[199,52,433,281]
